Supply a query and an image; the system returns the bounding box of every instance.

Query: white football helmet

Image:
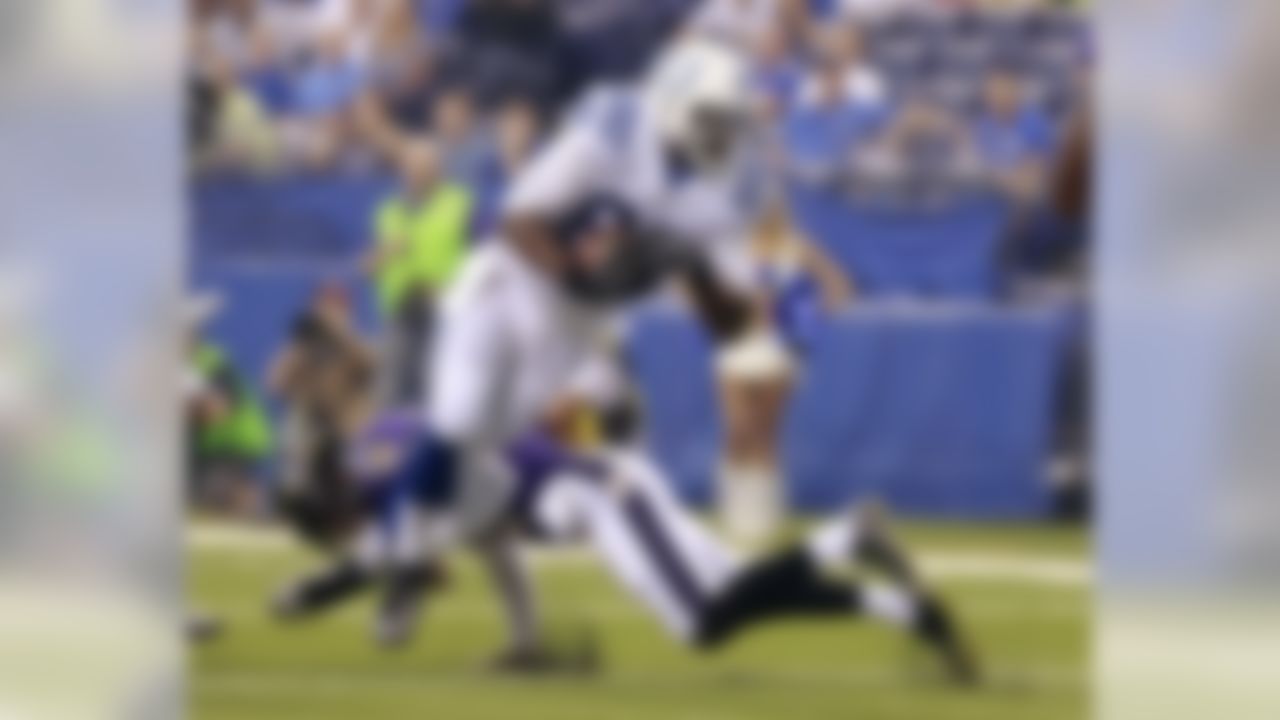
[642,38,753,171]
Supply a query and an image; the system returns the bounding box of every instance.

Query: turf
[190,522,1089,720]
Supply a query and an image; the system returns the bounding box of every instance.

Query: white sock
[861,583,919,628]
[804,515,862,569]
[720,463,781,548]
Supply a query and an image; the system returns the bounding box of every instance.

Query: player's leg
[270,481,431,624]
[525,448,746,645]
[531,470,713,642]
[472,528,553,670]
[360,247,519,648]
[409,245,597,655]
[697,505,979,684]
[528,453,923,651]
[271,556,375,621]
[806,507,979,683]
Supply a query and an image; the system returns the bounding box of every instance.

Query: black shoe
[914,593,980,686]
[188,613,224,643]
[854,502,920,589]
[373,564,438,649]
[488,629,602,676]
[272,562,371,622]
[488,646,572,675]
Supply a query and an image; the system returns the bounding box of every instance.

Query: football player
[384,38,769,660]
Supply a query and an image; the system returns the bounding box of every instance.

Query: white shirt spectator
[258,0,387,64]
[687,0,779,50]
[799,65,887,109]
[836,0,924,21]
[196,7,255,73]
[799,19,889,111]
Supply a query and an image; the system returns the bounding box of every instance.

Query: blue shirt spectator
[418,0,469,36]
[238,27,295,115]
[445,0,575,113]
[431,88,490,186]
[292,32,364,116]
[783,62,887,184]
[243,66,295,116]
[472,99,541,237]
[751,27,805,114]
[972,106,1055,170]
[971,68,1056,171]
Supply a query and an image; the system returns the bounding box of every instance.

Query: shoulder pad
[569,85,641,148]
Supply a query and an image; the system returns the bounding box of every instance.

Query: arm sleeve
[704,235,758,296]
[503,120,608,219]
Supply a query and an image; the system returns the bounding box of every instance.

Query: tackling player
[382,38,770,659]
[270,395,979,685]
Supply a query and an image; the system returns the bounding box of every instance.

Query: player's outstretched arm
[675,251,755,343]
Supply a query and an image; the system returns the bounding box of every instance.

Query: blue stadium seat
[781,305,1071,517]
[622,303,1075,519]
[624,305,721,506]
[787,183,1011,299]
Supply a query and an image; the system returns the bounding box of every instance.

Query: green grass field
[191,522,1089,720]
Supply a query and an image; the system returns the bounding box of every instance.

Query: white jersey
[418,85,764,564]
[505,85,763,291]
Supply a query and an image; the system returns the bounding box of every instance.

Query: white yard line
[188,524,1092,587]
[196,664,1085,694]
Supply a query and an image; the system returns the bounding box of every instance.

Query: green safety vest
[373,183,472,314]
[194,343,273,460]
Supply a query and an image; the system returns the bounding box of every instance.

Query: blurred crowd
[189,0,1090,210]
[187,0,1092,520]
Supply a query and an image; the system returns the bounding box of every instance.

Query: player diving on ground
[270,358,980,685]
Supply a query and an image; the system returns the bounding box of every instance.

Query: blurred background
[12,0,1280,718]
[187,0,1092,524]
[184,1,1093,716]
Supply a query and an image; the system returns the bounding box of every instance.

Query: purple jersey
[349,410,603,528]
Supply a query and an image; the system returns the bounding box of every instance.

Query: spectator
[355,3,438,161]
[687,0,779,51]
[365,139,472,404]
[856,97,978,198]
[800,20,888,112]
[356,48,438,161]
[241,25,295,117]
[447,0,574,113]
[192,50,281,173]
[282,28,366,168]
[193,0,258,73]
[257,0,368,63]
[474,99,542,237]
[419,0,470,37]
[365,0,432,84]
[558,0,687,82]
[835,0,924,21]
[432,87,490,184]
[292,29,365,117]
[971,65,1056,202]
[783,55,885,187]
[750,25,805,122]
[775,0,817,51]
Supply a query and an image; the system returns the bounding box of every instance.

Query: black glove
[674,251,754,342]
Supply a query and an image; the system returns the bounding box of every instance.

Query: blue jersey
[348,411,598,531]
